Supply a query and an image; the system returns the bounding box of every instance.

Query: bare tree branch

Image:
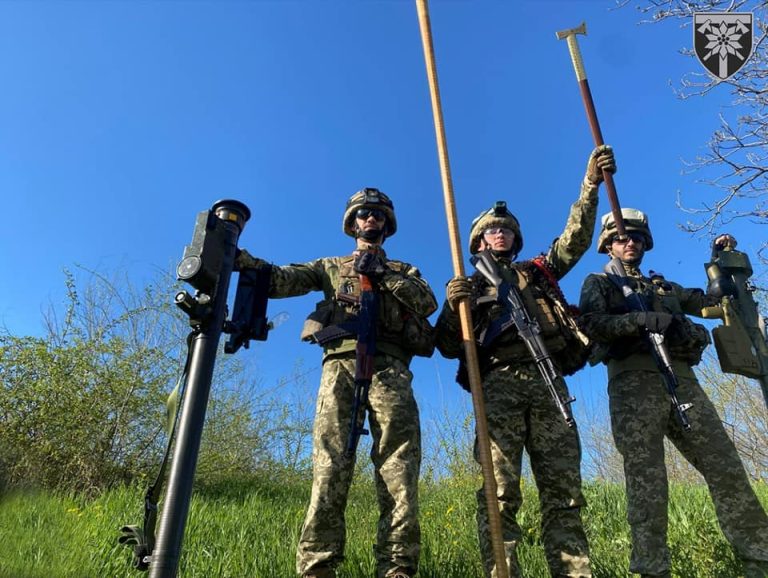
[619,1,768,259]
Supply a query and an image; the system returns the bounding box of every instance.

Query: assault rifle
[702,246,768,410]
[471,251,575,427]
[604,258,692,431]
[346,272,378,457]
[305,253,380,457]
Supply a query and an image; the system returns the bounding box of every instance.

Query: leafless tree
[618,1,768,257]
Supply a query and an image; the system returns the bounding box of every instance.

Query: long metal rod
[415,2,509,576]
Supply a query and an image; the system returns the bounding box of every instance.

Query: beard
[357,226,385,242]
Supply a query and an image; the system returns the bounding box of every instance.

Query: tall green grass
[1,476,764,578]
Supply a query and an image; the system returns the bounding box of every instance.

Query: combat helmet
[597,208,654,253]
[343,187,397,238]
[469,201,523,256]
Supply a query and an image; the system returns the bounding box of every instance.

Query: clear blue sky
[0,1,762,458]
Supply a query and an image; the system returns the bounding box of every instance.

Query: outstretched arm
[236,249,327,298]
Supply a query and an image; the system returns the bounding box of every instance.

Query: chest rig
[300,255,434,358]
[470,257,589,375]
[334,256,407,335]
[602,270,710,364]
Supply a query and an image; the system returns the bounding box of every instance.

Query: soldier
[578,209,768,578]
[435,145,616,578]
[236,188,437,578]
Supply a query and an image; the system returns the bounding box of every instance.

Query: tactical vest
[598,271,710,366]
[470,258,589,376]
[300,255,435,360]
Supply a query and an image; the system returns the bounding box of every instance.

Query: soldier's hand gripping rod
[557,25,693,429]
[557,23,626,239]
[415,1,509,576]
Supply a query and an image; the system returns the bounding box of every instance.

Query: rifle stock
[604,258,693,431]
[472,252,575,427]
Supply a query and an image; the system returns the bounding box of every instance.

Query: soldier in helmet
[578,209,768,578]
[434,145,616,578]
[236,188,437,578]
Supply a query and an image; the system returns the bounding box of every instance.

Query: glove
[713,234,737,251]
[354,251,387,279]
[234,248,268,271]
[635,311,674,334]
[446,276,473,311]
[586,144,617,185]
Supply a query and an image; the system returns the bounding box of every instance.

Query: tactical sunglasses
[356,208,386,221]
[611,232,646,245]
[483,227,515,237]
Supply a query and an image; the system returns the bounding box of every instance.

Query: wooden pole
[415,2,509,576]
[557,22,627,237]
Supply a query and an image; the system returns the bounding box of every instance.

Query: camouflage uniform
[238,189,437,578]
[435,170,604,578]
[578,211,768,577]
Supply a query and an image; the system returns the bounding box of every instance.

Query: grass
[1,475,765,578]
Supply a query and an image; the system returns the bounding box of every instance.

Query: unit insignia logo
[694,12,753,80]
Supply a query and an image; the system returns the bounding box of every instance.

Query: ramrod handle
[557,21,625,239]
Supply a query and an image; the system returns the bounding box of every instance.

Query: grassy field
[1,475,764,578]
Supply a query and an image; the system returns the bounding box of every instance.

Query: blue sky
[0,1,762,459]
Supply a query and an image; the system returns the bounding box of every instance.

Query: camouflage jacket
[435,178,599,367]
[578,265,716,368]
[238,248,437,363]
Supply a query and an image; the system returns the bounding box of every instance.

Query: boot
[302,568,336,578]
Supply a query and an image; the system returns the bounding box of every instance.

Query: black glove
[354,251,387,279]
[635,311,674,333]
[713,234,737,251]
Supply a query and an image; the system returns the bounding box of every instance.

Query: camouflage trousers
[296,353,421,578]
[475,364,591,578]
[608,369,768,576]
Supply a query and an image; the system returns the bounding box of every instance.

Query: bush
[0,267,294,493]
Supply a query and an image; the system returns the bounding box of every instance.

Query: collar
[622,262,644,278]
[354,240,387,258]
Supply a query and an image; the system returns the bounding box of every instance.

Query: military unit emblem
[694,12,753,80]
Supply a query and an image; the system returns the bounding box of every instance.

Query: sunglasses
[356,208,386,221]
[611,232,645,245]
[483,227,515,237]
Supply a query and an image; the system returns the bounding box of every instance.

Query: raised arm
[547,146,615,279]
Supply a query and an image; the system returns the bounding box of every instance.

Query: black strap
[118,331,195,571]
[312,322,358,345]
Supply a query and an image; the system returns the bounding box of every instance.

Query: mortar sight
[177,199,250,294]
